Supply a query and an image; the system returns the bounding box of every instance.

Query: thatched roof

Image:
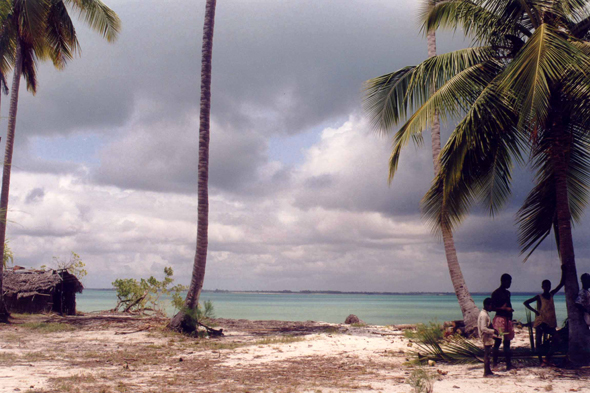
[2,268,83,296]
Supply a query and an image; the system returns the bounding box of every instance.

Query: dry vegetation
[0,313,589,393]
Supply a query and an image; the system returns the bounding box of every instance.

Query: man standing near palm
[491,274,515,370]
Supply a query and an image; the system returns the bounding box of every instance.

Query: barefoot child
[478,298,497,377]
[523,269,564,365]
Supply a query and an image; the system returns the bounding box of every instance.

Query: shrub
[112,267,187,315]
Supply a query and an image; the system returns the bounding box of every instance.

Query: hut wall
[3,269,82,316]
[5,292,53,314]
[51,278,78,315]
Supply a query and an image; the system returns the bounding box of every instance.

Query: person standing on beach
[491,273,515,370]
[575,273,590,328]
[523,267,564,365]
[478,298,497,377]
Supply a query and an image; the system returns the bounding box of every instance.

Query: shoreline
[83,288,564,296]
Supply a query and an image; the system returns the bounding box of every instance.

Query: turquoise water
[77,290,568,326]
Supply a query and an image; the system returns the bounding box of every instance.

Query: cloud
[1,0,588,297]
[92,114,269,194]
[6,116,587,293]
[292,117,433,216]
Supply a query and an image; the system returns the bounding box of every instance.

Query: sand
[0,313,588,392]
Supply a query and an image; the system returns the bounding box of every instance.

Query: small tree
[53,252,87,280]
[112,267,187,315]
[40,252,87,281]
[2,240,13,268]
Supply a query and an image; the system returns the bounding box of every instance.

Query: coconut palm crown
[365,0,590,363]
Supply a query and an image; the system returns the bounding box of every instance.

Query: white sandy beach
[0,314,588,392]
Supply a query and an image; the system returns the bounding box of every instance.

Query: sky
[3,0,589,292]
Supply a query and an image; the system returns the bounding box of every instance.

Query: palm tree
[168,0,217,333]
[367,0,590,363]
[0,0,120,323]
[364,0,480,334]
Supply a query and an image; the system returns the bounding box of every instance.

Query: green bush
[112,267,187,315]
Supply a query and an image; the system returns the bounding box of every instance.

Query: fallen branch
[115,327,149,335]
[198,320,223,337]
[123,291,148,313]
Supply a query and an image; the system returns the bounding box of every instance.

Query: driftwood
[197,320,223,337]
[115,327,149,335]
[112,291,150,314]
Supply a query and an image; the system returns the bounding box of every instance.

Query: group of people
[477,270,590,377]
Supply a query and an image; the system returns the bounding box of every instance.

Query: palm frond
[407,46,495,105]
[65,0,121,42]
[20,40,39,93]
[422,0,533,42]
[499,24,590,131]
[364,66,416,134]
[389,60,503,181]
[44,0,80,69]
[365,46,494,140]
[422,80,523,231]
[0,20,16,78]
[517,119,590,258]
[14,0,49,44]
[410,333,546,365]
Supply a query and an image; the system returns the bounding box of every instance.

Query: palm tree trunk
[0,40,22,323]
[427,21,479,333]
[553,133,590,364]
[169,0,217,332]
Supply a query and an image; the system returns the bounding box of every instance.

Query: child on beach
[478,298,497,377]
[575,273,590,327]
[523,269,564,365]
[491,273,515,370]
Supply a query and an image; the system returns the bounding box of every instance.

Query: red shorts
[493,316,515,340]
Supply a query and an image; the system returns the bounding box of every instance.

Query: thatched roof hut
[2,267,83,315]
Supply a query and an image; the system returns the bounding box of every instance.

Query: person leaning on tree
[523,266,565,366]
[575,273,590,328]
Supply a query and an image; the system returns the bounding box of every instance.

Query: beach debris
[115,327,150,335]
[406,368,435,393]
[344,314,365,325]
[436,369,447,376]
[428,360,436,367]
[443,320,467,337]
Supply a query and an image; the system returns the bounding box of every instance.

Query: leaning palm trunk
[553,130,590,364]
[427,23,479,333]
[169,0,217,332]
[0,40,22,323]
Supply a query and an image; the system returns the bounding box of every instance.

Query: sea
[77,289,568,326]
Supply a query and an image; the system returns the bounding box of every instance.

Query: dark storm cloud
[8,0,200,137]
[5,0,429,138]
[211,0,429,135]
[1,0,435,200]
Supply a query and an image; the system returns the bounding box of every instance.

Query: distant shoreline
[82,288,559,296]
